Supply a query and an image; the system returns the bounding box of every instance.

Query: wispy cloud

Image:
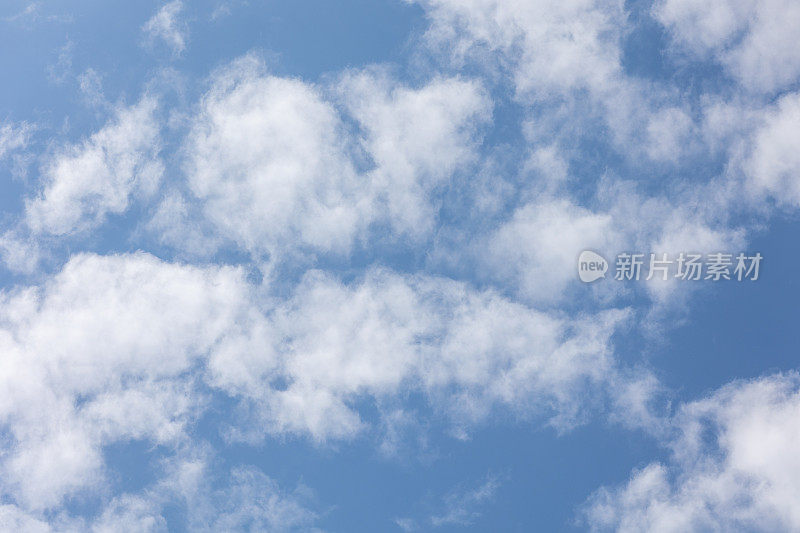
[397,473,504,530]
[430,474,503,527]
[583,372,800,531]
[142,0,188,56]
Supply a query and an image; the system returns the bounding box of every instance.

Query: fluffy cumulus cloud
[24,97,163,236]
[184,56,368,257]
[0,252,265,509]
[413,0,626,99]
[182,56,492,259]
[475,167,746,309]
[0,252,324,529]
[0,250,639,524]
[656,0,800,93]
[409,0,692,163]
[337,69,491,236]
[584,373,800,532]
[216,269,632,441]
[485,199,615,303]
[743,92,800,206]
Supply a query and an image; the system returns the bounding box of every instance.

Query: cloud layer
[1,0,799,529]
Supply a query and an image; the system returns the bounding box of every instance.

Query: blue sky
[1,0,800,531]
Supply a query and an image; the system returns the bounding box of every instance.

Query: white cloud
[210,1,246,21]
[142,1,188,56]
[584,372,800,532]
[338,69,491,236]
[78,68,106,110]
[744,92,800,207]
[90,495,166,532]
[215,267,634,441]
[0,229,43,274]
[184,55,368,258]
[0,250,641,515]
[182,56,493,259]
[0,505,51,533]
[143,191,223,258]
[4,2,798,530]
[656,0,800,93]
[0,121,31,161]
[2,3,40,24]
[161,453,320,532]
[410,0,708,168]
[396,473,503,530]
[413,0,625,99]
[430,474,502,527]
[206,467,319,532]
[484,199,615,303]
[0,252,267,509]
[644,107,695,163]
[0,452,320,532]
[25,96,163,236]
[469,166,746,312]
